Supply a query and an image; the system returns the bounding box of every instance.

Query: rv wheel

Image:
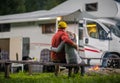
[106,54,120,68]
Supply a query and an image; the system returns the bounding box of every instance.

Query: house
[0,0,117,62]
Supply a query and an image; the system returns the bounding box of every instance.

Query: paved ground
[85,67,120,75]
[60,67,120,76]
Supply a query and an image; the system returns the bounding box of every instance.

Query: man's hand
[72,42,79,50]
[76,45,80,51]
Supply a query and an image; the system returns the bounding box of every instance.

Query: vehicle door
[81,18,109,64]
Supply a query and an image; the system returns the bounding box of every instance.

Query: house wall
[66,23,79,43]
[10,37,22,60]
[11,22,55,60]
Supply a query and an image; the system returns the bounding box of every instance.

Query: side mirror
[107,31,112,40]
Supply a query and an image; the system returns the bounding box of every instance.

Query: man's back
[51,29,66,63]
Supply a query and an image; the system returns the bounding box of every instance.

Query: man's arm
[61,33,78,49]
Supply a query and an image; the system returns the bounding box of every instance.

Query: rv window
[86,23,98,38]
[115,0,120,3]
[116,24,120,30]
[97,24,108,40]
[41,23,56,34]
[85,2,98,11]
[86,22,108,40]
[104,24,120,37]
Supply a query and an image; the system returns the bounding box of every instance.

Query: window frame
[41,23,56,34]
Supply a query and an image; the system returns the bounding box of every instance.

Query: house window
[42,23,55,34]
[0,24,10,32]
[85,2,98,11]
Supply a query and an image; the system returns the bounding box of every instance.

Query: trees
[43,0,66,10]
[0,0,66,15]
[0,0,26,15]
[25,0,66,12]
[24,0,44,12]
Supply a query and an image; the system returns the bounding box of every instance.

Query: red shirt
[51,29,74,62]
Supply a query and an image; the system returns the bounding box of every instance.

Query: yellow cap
[58,21,67,29]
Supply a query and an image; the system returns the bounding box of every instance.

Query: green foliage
[0,0,26,15]
[0,72,120,83]
[24,0,43,12]
[0,0,67,15]
[25,0,67,11]
[43,0,66,10]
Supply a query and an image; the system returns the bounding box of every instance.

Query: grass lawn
[0,72,120,83]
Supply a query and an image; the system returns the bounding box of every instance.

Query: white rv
[78,18,120,68]
[75,0,120,68]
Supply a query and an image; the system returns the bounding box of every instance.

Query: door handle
[85,38,89,44]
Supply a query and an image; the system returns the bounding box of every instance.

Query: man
[51,21,78,76]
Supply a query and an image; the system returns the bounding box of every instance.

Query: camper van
[78,18,120,68]
[74,0,120,68]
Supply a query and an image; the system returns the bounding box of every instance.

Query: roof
[0,0,118,24]
[0,10,50,23]
[0,0,82,24]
